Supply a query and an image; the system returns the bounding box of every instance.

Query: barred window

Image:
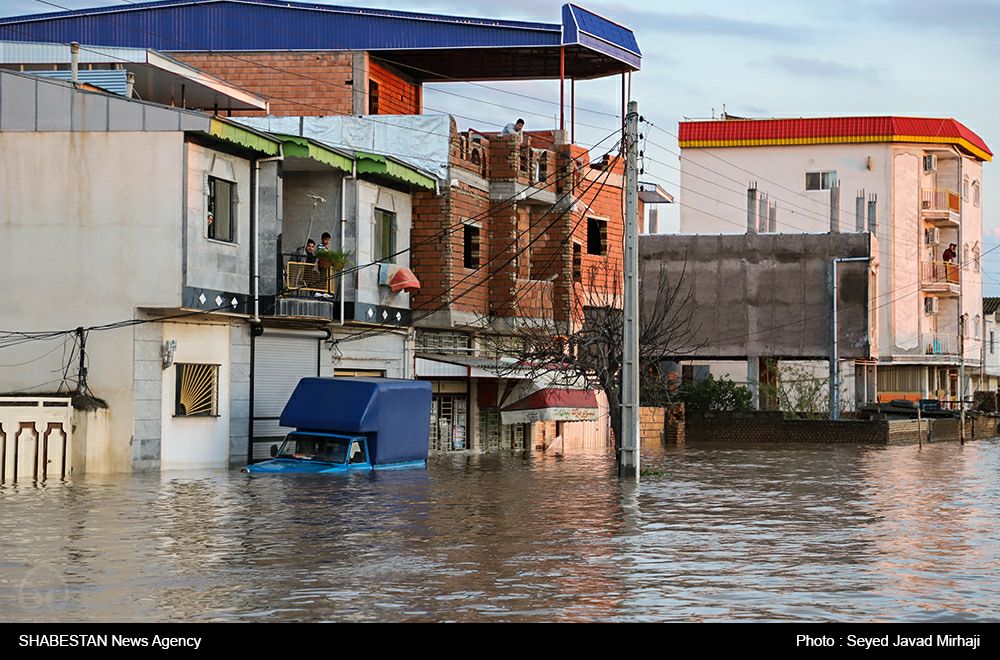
[174,363,219,417]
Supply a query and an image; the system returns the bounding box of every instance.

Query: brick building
[2,0,648,452]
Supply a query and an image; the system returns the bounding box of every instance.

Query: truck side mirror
[270,444,278,458]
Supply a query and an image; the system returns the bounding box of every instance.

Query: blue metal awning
[0,0,640,80]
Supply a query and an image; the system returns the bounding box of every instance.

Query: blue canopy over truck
[245,377,432,474]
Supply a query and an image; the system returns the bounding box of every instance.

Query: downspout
[341,160,356,326]
[253,149,284,323]
[248,148,283,465]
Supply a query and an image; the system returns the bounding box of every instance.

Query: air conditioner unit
[925,297,940,315]
[925,227,940,245]
[923,154,938,172]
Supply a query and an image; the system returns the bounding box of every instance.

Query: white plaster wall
[679,143,891,235]
[351,180,412,309]
[184,142,252,295]
[0,131,184,473]
[961,157,984,364]
[892,152,920,352]
[327,328,408,378]
[160,321,232,470]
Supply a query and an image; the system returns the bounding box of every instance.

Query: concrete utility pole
[830,257,870,419]
[620,100,640,480]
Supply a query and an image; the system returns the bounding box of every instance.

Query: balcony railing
[922,333,960,356]
[921,188,961,213]
[920,260,960,286]
[285,259,337,296]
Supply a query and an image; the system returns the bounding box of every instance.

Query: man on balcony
[943,243,957,263]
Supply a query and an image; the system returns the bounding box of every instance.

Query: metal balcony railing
[920,260,960,285]
[922,333,960,355]
[921,188,961,213]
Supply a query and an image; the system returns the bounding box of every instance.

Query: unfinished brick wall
[664,403,685,444]
[171,51,356,116]
[368,59,421,115]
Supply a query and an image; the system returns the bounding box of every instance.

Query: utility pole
[620,100,640,480]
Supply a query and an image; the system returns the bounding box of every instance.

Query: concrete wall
[0,131,185,473]
[281,169,343,254]
[327,328,408,378]
[640,232,874,359]
[184,142,253,295]
[351,180,413,309]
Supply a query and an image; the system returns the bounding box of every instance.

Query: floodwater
[2,440,1000,622]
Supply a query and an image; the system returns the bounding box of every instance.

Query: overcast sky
[5,0,1000,291]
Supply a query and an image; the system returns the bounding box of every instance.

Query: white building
[677,115,991,407]
[0,69,283,474]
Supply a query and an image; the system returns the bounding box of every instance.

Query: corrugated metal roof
[678,116,993,161]
[28,69,129,95]
[984,297,1000,315]
[0,0,639,78]
[0,40,149,63]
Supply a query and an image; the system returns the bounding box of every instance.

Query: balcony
[272,256,341,321]
[919,260,960,295]
[920,189,961,227]
[922,333,960,356]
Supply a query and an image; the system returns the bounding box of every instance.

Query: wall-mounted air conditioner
[925,297,940,315]
[923,154,938,172]
[925,227,940,246]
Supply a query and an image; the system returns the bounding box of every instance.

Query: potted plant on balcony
[315,247,350,273]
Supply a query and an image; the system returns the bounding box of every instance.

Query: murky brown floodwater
[2,440,1000,622]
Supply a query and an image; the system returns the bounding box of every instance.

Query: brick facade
[170,51,420,117]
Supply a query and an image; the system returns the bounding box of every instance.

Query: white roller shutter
[252,331,322,457]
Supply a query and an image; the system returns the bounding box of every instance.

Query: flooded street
[3,441,1000,622]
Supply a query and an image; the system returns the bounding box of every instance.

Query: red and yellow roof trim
[678,116,992,162]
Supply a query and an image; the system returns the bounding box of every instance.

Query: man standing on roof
[502,118,525,143]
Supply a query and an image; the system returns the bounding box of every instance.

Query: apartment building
[673,115,991,408]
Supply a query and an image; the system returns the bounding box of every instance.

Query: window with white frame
[963,176,970,201]
[805,171,837,191]
[975,316,981,340]
[373,208,397,263]
[973,181,981,208]
[207,177,236,243]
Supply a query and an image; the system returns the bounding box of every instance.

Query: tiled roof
[678,116,992,161]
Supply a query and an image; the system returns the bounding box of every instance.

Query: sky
[4,0,1000,291]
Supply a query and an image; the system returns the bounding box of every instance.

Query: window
[207,177,236,242]
[368,80,380,115]
[963,176,970,201]
[973,181,981,208]
[975,315,981,340]
[974,246,981,273]
[373,208,396,263]
[587,217,607,255]
[174,363,219,417]
[572,242,582,282]
[463,223,480,269]
[805,171,837,191]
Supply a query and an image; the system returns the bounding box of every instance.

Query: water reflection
[2,441,999,621]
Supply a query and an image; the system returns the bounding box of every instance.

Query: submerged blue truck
[245,377,432,474]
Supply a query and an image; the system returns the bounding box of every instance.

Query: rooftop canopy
[678,116,992,162]
[0,39,269,111]
[0,0,640,81]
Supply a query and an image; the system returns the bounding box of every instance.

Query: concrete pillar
[747,185,758,234]
[867,365,878,403]
[747,355,760,409]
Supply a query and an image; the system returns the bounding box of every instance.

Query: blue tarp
[280,378,432,465]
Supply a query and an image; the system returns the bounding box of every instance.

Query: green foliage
[679,375,754,412]
[315,248,351,272]
[759,359,831,418]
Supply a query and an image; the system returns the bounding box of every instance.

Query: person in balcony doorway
[320,232,333,251]
[942,243,957,263]
[303,239,317,264]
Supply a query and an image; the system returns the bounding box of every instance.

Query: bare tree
[480,256,700,461]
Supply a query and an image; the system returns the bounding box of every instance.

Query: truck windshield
[277,434,350,464]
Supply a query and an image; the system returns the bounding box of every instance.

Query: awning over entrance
[501,387,598,424]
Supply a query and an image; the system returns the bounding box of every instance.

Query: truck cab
[246,432,371,474]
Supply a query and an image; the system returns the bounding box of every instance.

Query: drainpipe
[831,256,871,419]
[69,42,79,84]
[253,149,284,323]
[341,161,356,326]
